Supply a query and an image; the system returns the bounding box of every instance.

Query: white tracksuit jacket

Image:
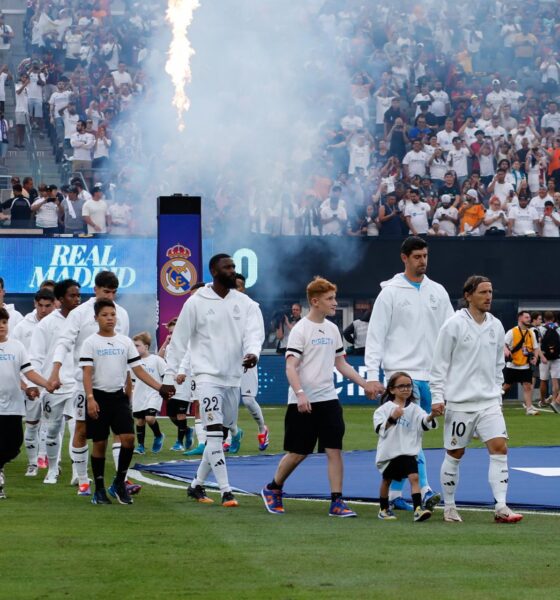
[429,308,505,412]
[164,284,265,388]
[365,273,454,381]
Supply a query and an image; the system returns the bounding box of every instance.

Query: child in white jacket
[374,371,440,522]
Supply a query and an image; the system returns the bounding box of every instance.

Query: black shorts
[503,367,532,385]
[86,389,134,442]
[382,455,418,482]
[167,398,190,418]
[284,399,345,455]
[0,415,24,466]
[132,408,158,419]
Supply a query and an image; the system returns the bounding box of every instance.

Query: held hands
[242,354,258,371]
[175,374,186,385]
[364,381,384,400]
[45,379,61,394]
[25,387,40,400]
[159,384,176,400]
[431,402,445,418]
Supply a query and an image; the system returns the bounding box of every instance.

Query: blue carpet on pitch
[135,446,560,511]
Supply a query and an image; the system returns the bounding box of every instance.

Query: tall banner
[157,196,202,346]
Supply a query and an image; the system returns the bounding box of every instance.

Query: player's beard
[216,273,237,289]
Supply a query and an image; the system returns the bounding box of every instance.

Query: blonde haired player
[261,277,369,518]
[430,275,523,524]
[132,332,166,454]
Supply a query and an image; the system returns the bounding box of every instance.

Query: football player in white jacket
[164,254,265,507]
[430,275,523,524]
[365,236,453,511]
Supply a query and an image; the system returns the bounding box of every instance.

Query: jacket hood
[196,284,241,301]
[380,273,434,289]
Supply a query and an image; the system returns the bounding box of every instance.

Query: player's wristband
[295,389,305,395]
[387,416,397,425]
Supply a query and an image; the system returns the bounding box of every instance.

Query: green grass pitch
[1,406,558,599]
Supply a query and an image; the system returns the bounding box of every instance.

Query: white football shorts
[444,404,508,450]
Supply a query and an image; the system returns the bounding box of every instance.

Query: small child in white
[374,371,440,522]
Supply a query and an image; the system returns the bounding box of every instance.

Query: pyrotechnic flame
[165,0,200,132]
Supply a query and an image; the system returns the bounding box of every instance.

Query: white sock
[205,431,231,493]
[112,443,121,471]
[192,456,212,488]
[420,485,430,497]
[241,395,265,432]
[45,419,63,471]
[194,419,206,445]
[489,454,508,510]
[388,488,403,502]
[71,445,89,485]
[67,419,77,478]
[24,423,40,466]
[229,423,238,437]
[440,454,461,507]
[38,419,48,458]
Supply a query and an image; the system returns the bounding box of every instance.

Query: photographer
[503,311,539,416]
[275,303,302,355]
[31,184,60,235]
[540,200,560,237]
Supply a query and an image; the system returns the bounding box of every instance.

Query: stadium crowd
[1,0,560,237]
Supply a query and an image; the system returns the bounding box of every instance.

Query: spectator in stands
[72,178,92,203]
[484,197,507,237]
[111,61,133,89]
[70,119,95,175]
[31,184,60,235]
[49,80,73,146]
[0,14,14,63]
[0,64,11,115]
[27,62,46,135]
[0,110,7,167]
[320,185,347,236]
[377,193,402,237]
[82,186,109,234]
[58,185,85,234]
[22,177,38,202]
[458,189,485,235]
[58,101,79,152]
[431,194,458,237]
[540,200,560,238]
[1,184,32,228]
[108,193,133,235]
[508,195,539,237]
[14,74,30,150]
[404,188,430,235]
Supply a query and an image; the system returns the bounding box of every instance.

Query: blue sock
[418,448,429,490]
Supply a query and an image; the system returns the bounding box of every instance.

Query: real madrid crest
[160,244,197,296]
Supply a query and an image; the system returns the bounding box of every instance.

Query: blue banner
[257,355,371,406]
[0,237,157,294]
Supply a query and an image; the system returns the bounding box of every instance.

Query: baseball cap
[492,79,500,85]
[466,189,478,199]
[441,194,451,204]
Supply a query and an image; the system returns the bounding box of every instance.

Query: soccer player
[374,372,439,522]
[164,254,265,507]
[261,277,368,518]
[80,300,173,505]
[233,273,269,452]
[430,275,523,523]
[131,332,166,454]
[49,271,130,496]
[158,317,193,452]
[0,307,58,499]
[12,289,56,476]
[0,276,23,332]
[364,236,453,512]
[29,279,81,484]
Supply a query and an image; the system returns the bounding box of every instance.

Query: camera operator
[275,303,302,354]
[503,310,539,416]
[31,184,60,235]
